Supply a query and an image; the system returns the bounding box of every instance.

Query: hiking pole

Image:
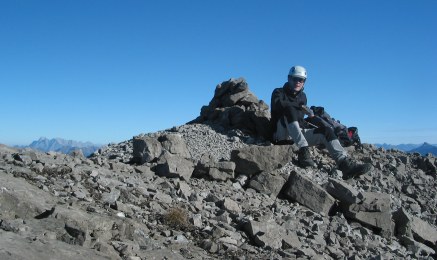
[301,105,314,118]
[302,105,319,129]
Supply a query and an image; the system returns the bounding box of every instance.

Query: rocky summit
[1,78,437,260]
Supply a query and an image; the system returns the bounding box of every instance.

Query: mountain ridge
[18,137,102,157]
[408,142,437,156]
[375,142,437,156]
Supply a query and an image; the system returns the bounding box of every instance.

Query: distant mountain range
[374,142,437,156]
[17,137,102,157]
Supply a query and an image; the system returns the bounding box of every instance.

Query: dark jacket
[270,82,308,135]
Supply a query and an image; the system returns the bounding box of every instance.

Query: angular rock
[176,181,192,199]
[13,153,35,165]
[326,178,362,204]
[281,230,302,249]
[231,145,295,177]
[208,161,235,181]
[153,191,173,204]
[343,192,393,238]
[346,209,393,238]
[190,214,202,228]
[247,168,287,198]
[399,235,435,257]
[218,198,242,214]
[394,207,437,250]
[200,239,219,253]
[159,134,191,159]
[101,189,121,206]
[63,223,87,246]
[282,170,336,215]
[193,154,235,181]
[244,220,283,249]
[191,78,271,139]
[214,211,232,224]
[192,154,214,178]
[415,156,437,175]
[0,172,58,219]
[0,231,113,260]
[155,151,194,180]
[359,191,391,212]
[132,136,162,164]
[109,162,131,172]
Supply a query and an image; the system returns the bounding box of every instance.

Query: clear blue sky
[1,0,436,146]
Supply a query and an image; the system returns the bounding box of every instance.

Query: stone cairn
[1,79,437,259]
[190,77,271,141]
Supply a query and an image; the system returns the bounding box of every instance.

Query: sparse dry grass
[163,207,190,230]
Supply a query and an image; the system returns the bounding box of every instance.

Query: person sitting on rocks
[270,65,372,180]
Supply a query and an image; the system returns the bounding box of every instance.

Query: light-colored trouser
[273,118,348,163]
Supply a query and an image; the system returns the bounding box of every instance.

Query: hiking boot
[298,146,316,168]
[338,158,372,180]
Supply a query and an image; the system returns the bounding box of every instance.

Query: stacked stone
[191,78,271,140]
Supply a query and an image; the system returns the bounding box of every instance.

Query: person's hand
[302,105,314,117]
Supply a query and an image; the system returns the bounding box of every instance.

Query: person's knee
[314,126,337,142]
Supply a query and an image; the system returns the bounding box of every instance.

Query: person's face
[288,76,306,92]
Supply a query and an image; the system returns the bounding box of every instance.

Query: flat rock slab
[394,208,437,250]
[0,171,57,219]
[282,170,336,215]
[231,145,295,177]
[244,220,283,249]
[0,231,113,260]
[155,151,194,180]
[326,178,361,204]
[248,168,287,198]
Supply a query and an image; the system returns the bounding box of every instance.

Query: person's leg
[280,119,313,167]
[273,106,314,167]
[274,106,309,148]
[304,126,372,179]
[273,117,293,144]
[286,120,308,148]
[273,113,314,167]
[303,126,348,163]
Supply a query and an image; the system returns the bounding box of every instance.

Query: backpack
[347,126,361,146]
[306,106,361,147]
